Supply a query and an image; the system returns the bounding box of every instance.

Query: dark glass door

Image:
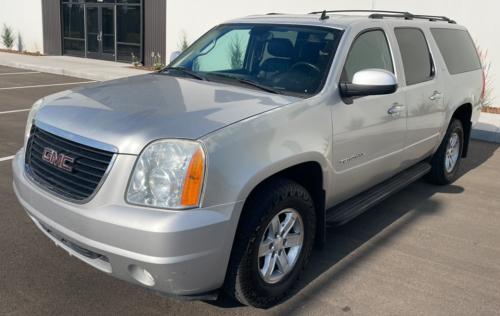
[86,5,115,61]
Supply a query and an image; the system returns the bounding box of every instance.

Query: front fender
[200,98,333,208]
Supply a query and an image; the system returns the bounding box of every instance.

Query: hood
[35,74,300,154]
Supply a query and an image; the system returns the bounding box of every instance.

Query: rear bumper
[12,149,244,298]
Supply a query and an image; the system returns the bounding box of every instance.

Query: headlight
[126,140,206,209]
[24,98,44,149]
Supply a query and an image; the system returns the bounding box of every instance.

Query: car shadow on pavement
[455,139,499,180]
[205,140,499,311]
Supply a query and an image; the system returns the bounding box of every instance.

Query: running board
[326,161,431,226]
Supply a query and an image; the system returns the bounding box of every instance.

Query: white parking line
[0,81,96,91]
[0,155,15,162]
[0,109,30,115]
[0,72,40,76]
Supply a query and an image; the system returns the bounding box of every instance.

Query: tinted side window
[394,28,433,85]
[343,30,394,82]
[430,28,481,75]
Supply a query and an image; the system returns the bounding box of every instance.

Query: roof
[224,13,369,29]
[223,11,460,29]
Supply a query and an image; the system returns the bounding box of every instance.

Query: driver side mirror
[340,69,398,98]
[170,51,181,63]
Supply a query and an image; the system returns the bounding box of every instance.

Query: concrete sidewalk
[0,52,151,81]
[472,112,500,143]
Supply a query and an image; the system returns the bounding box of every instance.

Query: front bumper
[12,149,244,298]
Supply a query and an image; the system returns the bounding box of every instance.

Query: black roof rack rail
[308,10,456,24]
[309,10,413,15]
[369,13,456,24]
[413,15,457,24]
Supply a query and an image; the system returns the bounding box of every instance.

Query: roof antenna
[319,10,329,20]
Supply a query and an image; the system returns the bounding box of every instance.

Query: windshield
[166,24,343,97]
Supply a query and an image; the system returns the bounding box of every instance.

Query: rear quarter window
[430,28,481,75]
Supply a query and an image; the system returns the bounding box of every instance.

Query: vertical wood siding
[41,0,62,56]
[144,0,166,67]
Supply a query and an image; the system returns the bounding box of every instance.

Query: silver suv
[13,10,484,308]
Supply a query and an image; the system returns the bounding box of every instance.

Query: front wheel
[426,118,464,185]
[223,178,316,308]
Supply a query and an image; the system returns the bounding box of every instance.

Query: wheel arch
[239,157,328,249]
[450,103,473,158]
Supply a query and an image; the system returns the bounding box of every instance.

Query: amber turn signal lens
[181,148,205,206]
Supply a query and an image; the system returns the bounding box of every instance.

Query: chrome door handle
[430,91,442,100]
[388,103,405,115]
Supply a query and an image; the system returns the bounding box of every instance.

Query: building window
[62,3,85,56]
[61,0,142,63]
[117,5,141,62]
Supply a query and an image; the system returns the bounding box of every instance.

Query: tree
[177,30,190,52]
[227,34,244,69]
[1,24,16,50]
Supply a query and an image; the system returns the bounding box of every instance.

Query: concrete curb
[471,113,500,143]
[471,124,500,144]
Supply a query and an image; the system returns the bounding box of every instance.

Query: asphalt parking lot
[0,64,499,315]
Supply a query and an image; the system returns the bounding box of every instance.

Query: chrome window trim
[24,121,118,204]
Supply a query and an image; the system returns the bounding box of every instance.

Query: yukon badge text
[340,152,366,165]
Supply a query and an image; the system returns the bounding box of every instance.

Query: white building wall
[0,0,44,52]
[167,0,499,105]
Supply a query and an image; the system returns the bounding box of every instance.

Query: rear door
[393,28,445,167]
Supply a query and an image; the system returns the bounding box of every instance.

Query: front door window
[342,30,394,83]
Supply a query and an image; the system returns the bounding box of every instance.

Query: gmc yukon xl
[13,10,484,308]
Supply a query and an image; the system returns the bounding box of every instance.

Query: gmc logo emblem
[42,148,74,172]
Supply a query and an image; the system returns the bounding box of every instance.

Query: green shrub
[131,52,142,67]
[153,53,164,70]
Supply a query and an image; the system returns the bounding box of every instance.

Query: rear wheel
[426,118,464,185]
[223,177,315,308]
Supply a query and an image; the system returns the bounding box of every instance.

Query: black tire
[223,177,316,308]
[426,118,464,185]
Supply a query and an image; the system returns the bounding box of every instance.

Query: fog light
[128,264,155,286]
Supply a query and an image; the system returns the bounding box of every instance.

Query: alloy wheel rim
[258,208,304,284]
[445,132,460,173]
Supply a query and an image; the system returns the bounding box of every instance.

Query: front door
[331,27,407,205]
[86,5,115,61]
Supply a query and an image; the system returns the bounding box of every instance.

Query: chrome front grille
[25,124,115,202]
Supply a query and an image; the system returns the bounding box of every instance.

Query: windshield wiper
[160,67,207,81]
[206,73,282,95]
